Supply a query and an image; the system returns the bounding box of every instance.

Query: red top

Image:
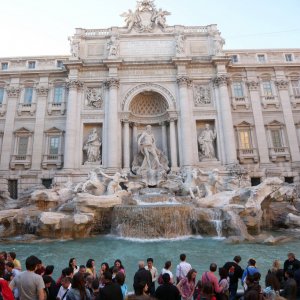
[0,278,14,300]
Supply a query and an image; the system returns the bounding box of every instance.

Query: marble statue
[180,168,202,199]
[214,33,225,55]
[199,168,220,196]
[83,128,101,163]
[69,37,80,58]
[176,34,185,54]
[120,9,140,31]
[107,36,119,57]
[198,124,217,159]
[153,8,170,29]
[99,170,128,195]
[74,170,105,196]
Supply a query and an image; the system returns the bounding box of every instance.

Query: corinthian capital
[105,78,120,89]
[177,76,192,87]
[213,76,228,87]
[6,86,21,98]
[275,80,289,90]
[66,80,84,89]
[246,80,259,91]
[36,86,49,97]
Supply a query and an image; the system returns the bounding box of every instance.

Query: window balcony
[261,96,279,109]
[231,96,250,110]
[237,148,258,163]
[17,103,36,116]
[42,154,63,169]
[47,102,66,115]
[10,154,32,169]
[291,95,300,108]
[269,147,290,162]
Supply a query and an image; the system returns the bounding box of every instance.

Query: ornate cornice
[66,80,84,89]
[6,86,21,98]
[177,76,192,87]
[212,76,228,87]
[246,80,259,91]
[36,86,49,97]
[275,80,289,90]
[105,78,120,89]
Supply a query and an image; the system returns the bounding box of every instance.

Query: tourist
[66,272,92,300]
[223,255,243,300]
[96,271,123,300]
[35,259,46,276]
[283,253,300,274]
[134,281,150,298]
[0,259,14,300]
[43,275,53,300]
[176,253,192,283]
[266,260,285,289]
[177,268,197,300]
[218,267,229,300]
[115,271,128,300]
[5,261,21,278]
[44,265,58,300]
[155,273,180,300]
[282,269,297,300]
[9,255,45,300]
[79,265,87,275]
[133,261,152,295]
[161,260,174,284]
[57,267,74,287]
[294,267,300,298]
[201,263,223,294]
[264,271,280,300]
[69,258,79,274]
[56,276,72,300]
[197,281,217,300]
[242,259,260,288]
[85,275,94,297]
[0,252,7,262]
[110,259,125,275]
[91,278,100,300]
[145,257,158,296]
[243,274,262,300]
[7,252,21,271]
[86,259,96,278]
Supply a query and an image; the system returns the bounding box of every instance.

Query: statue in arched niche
[83,128,101,163]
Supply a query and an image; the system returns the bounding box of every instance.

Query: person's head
[285,269,294,279]
[61,276,71,289]
[138,261,145,269]
[114,259,123,269]
[5,262,14,273]
[63,267,74,278]
[0,251,7,261]
[210,263,217,272]
[136,281,148,295]
[164,260,171,270]
[116,271,125,286]
[187,268,197,282]
[43,275,52,288]
[25,255,40,271]
[79,265,86,274]
[272,260,281,270]
[146,125,152,133]
[147,258,153,268]
[69,258,77,268]
[248,259,256,267]
[219,267,228,279]
[233,256,241,264]
[162,273,170,284]
[253,272,261,283]
[180,254,186,262]
[72,272,86,293]
[102,271,112,284]
[45,265,54,276]
[86,259,95,269]
[7,252,16,262]
[101,262,109,272]
[287,253,295,262]
[92,278,100,291]
[205,124,210,130]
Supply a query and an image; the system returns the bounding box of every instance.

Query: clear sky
[1,0,299,58]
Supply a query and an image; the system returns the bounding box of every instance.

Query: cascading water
[210,209,223,239]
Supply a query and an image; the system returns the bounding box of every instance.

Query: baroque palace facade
[1,0,300,198]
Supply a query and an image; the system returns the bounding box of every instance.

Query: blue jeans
[229,282,238,300]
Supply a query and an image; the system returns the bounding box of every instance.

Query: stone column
[161,121,168,155]
[122,120,130,170]
[64,80,83,170]
[246,80,270,164]
[169,118,178,169]
[132,123,138,158]
[213,76,237,164]
[31,85,49,170]
[0,86,20,170]
[177,76,194,167]
[105,78,120,171]
[276,80,300,162]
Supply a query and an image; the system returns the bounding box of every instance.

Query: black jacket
[133,268,152,294]
[96,282,123,300]
[223,261,243,284]
[155,283,180,300]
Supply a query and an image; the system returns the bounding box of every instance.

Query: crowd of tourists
[0,250,300,300]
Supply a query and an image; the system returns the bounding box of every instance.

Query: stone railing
[83,28,112,37]
[261,95,279,108]
[17,103,36,116]
[47,102,66,115]
[183,26,209,34]
[10,154,32,169]
[237,148,258,163]
[42,154,63,169]
[269,147,290,162]
[231,96,250,110]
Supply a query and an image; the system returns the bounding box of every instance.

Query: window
[1,62,8,70]
[257,54,266,63]
[49,136,59,155]
[24,87,33,104]
[28,61,36,69]
[262,81,273,96]
[42,179,53,189]
[53,86,64,103]
[0,87,4,104]
[271,129,283,148]
[239,130,251,149]
[233,82,244,97]
[251,177,261,186]
[57,60,63,68]
[231,55,238,63]
[18,137,29,156]
[285,177,294,184]
[285,54,293,62]
[291,80,300,96]
[8,180,18,199]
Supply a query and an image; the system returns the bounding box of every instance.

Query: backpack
[228,265,235,277]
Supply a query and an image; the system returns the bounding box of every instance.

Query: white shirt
[56,283,71,300]
[161,268,174,279]
[176,261,192,279]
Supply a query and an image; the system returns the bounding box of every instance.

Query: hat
[248,258,256,266]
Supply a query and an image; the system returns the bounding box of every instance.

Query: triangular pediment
[14,127,32,134]
[44,127,63,134]
[268,120,283,126]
